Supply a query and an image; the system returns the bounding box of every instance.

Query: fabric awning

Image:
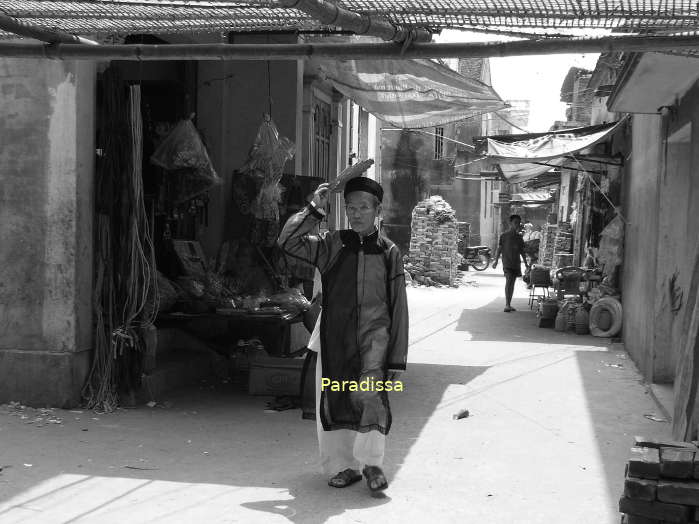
[313,58,507,129]
[476,120,626,183]
[511,192,555,203]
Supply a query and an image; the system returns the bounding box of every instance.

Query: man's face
[345,191,380,236]
[511,218,522,231]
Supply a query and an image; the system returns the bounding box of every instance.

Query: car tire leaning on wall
[589,297,623,338]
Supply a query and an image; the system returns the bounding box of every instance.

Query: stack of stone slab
[620,437,699,523]
[553,222,574,268]
[538,223,558,266]
[406,196,459,285]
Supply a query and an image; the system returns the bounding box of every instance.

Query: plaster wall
[653,82,699,383]
[621,114,662,380]
[0,58,95,406]
[622,82,699,385]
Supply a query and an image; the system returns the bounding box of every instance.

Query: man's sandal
[362,465,388,492]
[328,468,362,488]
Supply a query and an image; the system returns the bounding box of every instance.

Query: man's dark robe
[278,204,409,435]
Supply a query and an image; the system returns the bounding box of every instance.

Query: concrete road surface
[0,269,671,523]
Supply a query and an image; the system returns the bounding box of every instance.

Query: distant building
[552,67,593,130]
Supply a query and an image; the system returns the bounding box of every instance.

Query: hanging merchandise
[151,117,221,204]
[239,114,296,247]
[241,114,295,181]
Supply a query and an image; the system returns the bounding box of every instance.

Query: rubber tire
[589,297,623,338]
[471,254,490,271]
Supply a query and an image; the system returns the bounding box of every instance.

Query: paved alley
[0,271,671,523]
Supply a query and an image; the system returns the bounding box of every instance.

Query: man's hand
[492,260,498,269]
[312,183,330,211]
[388,370,403,381]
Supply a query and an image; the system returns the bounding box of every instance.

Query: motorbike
[458,244,492,271]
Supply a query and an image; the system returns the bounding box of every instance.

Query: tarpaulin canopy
[314,58,507,129]
[511,192,555,203]
[475,120,625,183]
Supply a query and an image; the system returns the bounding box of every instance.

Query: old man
[278,176,409,493]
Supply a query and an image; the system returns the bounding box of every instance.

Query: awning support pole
[278,0,432,43]
[0,12,98,45]
[0,34,698,60]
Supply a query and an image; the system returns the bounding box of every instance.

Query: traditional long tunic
[278,203,409,435]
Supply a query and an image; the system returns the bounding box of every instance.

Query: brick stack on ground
[620,436,699,523]
[553,221,574,267]
[538,223,558,266]
[406,196,460,286]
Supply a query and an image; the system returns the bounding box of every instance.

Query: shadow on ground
[0,362,488,523]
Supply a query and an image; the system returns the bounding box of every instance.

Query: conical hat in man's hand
[329,159,374,193]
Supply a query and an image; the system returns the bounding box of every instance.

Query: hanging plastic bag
[240,114,295,183]
[151,118,221,203]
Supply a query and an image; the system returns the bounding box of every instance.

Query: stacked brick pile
[406,196,460,285]
[553,222,574,268]
[620,437,699,523]
[538,223,558,266]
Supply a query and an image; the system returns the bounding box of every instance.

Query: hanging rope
[83,75,158,411]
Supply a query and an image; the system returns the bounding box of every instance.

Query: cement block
[619,497,690,523]
[622,514,665,524]
[629,447,661,479]
[636,437,699,451]
[661,448,696,479]
[658,480,699,506]
[625,477,658,501]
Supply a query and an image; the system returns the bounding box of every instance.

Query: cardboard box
[248,353,306,396]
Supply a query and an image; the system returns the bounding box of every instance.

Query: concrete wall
[0,58,96,407]
[622,114,661,380]
[653,84,699,383]
[622,82,699,384]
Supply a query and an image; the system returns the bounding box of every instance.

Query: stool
[529,284,550,309]
[528,265,552,309]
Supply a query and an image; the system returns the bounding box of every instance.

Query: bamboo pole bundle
[0,34,698,61]
[0,12,98,45]
[279,0,432,43]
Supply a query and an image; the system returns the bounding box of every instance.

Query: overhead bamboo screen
[0,0,697,39]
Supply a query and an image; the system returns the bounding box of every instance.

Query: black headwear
[343,176,384,203]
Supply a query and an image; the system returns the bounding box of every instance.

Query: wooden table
[156,310,304,357]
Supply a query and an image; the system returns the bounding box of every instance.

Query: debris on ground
[1,402,63,426]
[453,408,470,420]
[643,413,669,423]
[264,396,298,412]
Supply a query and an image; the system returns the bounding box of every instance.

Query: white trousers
[313,332,385,475]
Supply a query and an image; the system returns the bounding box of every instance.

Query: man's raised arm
[278,183,335,272]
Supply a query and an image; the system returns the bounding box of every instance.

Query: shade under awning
[476,120,626,183]
[314,58,507,129]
